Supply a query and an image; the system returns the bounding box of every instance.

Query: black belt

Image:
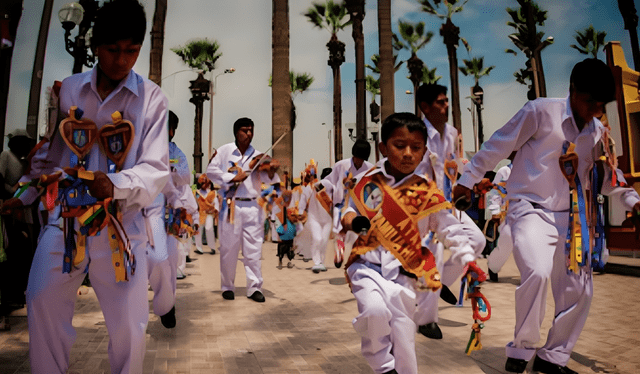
[235,197,255,201]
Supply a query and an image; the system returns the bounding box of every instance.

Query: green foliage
[366,54,403,75]
[570,25,607,58]
[268,71,315,99]
[304,0,352,35]
[459,56,495,85]
[417,0,468,20]
[366,75,380,99]
[171,39,222,74]
[417,65,441,85]
[394,20,434,55]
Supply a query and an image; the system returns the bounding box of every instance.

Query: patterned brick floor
[1,240,639,373]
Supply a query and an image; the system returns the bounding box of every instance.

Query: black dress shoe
[439,285,457,305]
[489,269,499,282]
[418,322,442,339]
[532,356,577,374]
[382,370,398,374]
[186,256,192,263]
[248,291,265,303]
[222,290,235,300]
[160,306,176,329]
[505,357,528,373]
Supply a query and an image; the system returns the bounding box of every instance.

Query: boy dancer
[414,83,485,339]
[194,173,218,255]
[453,58,640,374]
[342,112,476,374]
[8,1,169,372]
[207,117,276,303]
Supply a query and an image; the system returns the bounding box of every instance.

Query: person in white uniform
[194,173,219,255]
[4,1,170,372]
[453,58,640,374]
[486,162,513,282]
[413,83,485,340]
[342,112,476,374]
[207,117,273,303]
[321,139,373,267]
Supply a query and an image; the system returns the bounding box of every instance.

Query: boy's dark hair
[233,117,254,136]
[91,0,147,48]
[320,167,332,180]
[168,110,179,130]
[416,84,447,105]
[352,139,371,160]
[570,58,615,103]
[380,112,428,145]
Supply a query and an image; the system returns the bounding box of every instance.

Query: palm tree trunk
[378,0,394,123]
[272,0,292,175]
[476,103,484,146]
[149,0,167,86]
[0,0,22,151]
[347,0,366,140]
[441,19,462,133]
[333,65,343,161]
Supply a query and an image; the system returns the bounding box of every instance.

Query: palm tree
[148,0,167,86]
[378,0,394,123]
[268,71,315,127]
[171,39,222,172]
[570,25,607,59]
[417,0,468,133]
[366,53,404,75]
[505,0,553,99]
[345,0,366,140]
[272,0,292,176]
[305,0,351,161]
[418,64,442,85]
[393,20,434,116]
[459,56,494,148]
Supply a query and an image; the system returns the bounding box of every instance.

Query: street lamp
[59,0,99,74]
[208,68,235,158]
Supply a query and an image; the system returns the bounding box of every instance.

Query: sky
[5,0,640,175]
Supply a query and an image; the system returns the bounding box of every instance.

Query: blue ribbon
[562,141,590,269]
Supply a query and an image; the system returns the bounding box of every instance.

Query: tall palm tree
[459,56,494,148]
[417,0,468,133]
[149,0,167,86]
[570,25,607,59]
[269,71,315,127]
[393,20,433,116]
[418,64,441,85]
[345,0,366,140]
[272,0,292,177]
[366,53,404,75]
[505,0,553,99]
[305,0,351,161]
[171,39,221,172]
[377,0,394,123]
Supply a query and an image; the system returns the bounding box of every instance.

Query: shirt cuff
[110,173,128,200]
[457,173,481,190]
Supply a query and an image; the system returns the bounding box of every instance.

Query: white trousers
[348,261,418,374]
[506,199,592,366]
[176,236,190,274]
[294,222,312,259]
[27,224,149,374]
[218,200,264,296]
[307,205,332,266]
[194,214,215,252]
[413,241,444,326]
[146,208,176,317]
[487,220,513,273]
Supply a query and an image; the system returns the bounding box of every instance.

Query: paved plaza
[1,239,639,374]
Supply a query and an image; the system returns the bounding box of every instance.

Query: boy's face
[95,39,141,81]
[379,126,426,179]
[570,88,605,128]
[235,125,254,149]
[420,93,449,126]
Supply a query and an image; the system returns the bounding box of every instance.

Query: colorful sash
[346,172,451,291]
[315,187,333,217]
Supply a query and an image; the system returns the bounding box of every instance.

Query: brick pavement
[1,240,639,374]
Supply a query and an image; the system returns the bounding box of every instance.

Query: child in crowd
[194,173,218,255]
[341,112,476,374]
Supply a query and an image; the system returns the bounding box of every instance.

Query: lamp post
[322,122,332,166]
[208,68,235,159]
[189,72,210,174]
[58,0,99,74]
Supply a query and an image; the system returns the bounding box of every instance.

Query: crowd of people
[0,1,639,374]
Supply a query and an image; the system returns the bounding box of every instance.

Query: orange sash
[347,172,451,290]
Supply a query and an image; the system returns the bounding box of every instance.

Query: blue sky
[6,0,639,174]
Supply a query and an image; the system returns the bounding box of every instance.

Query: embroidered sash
[347,172,451,290]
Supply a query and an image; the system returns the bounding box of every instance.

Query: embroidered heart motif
[98,111,135,171]
[59,106,98,161]
[444,159,458,183]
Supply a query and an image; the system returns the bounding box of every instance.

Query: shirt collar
[232,144,256,158]
[364,158,422,186]
[90,67,140,98]
[563,94,600,135]
[423,117,439,140]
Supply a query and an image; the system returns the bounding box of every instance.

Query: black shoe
[248,291,265,303]
[160,306,176,329]
[532,356,577,374]
[439,285,457,305]
[489,269,499,282]
[505,357,528,373]
[418,322,442,339]
[186,256,192,263]
[222,290,235,300]
[382,370,398,374]
[210,248,216,254]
